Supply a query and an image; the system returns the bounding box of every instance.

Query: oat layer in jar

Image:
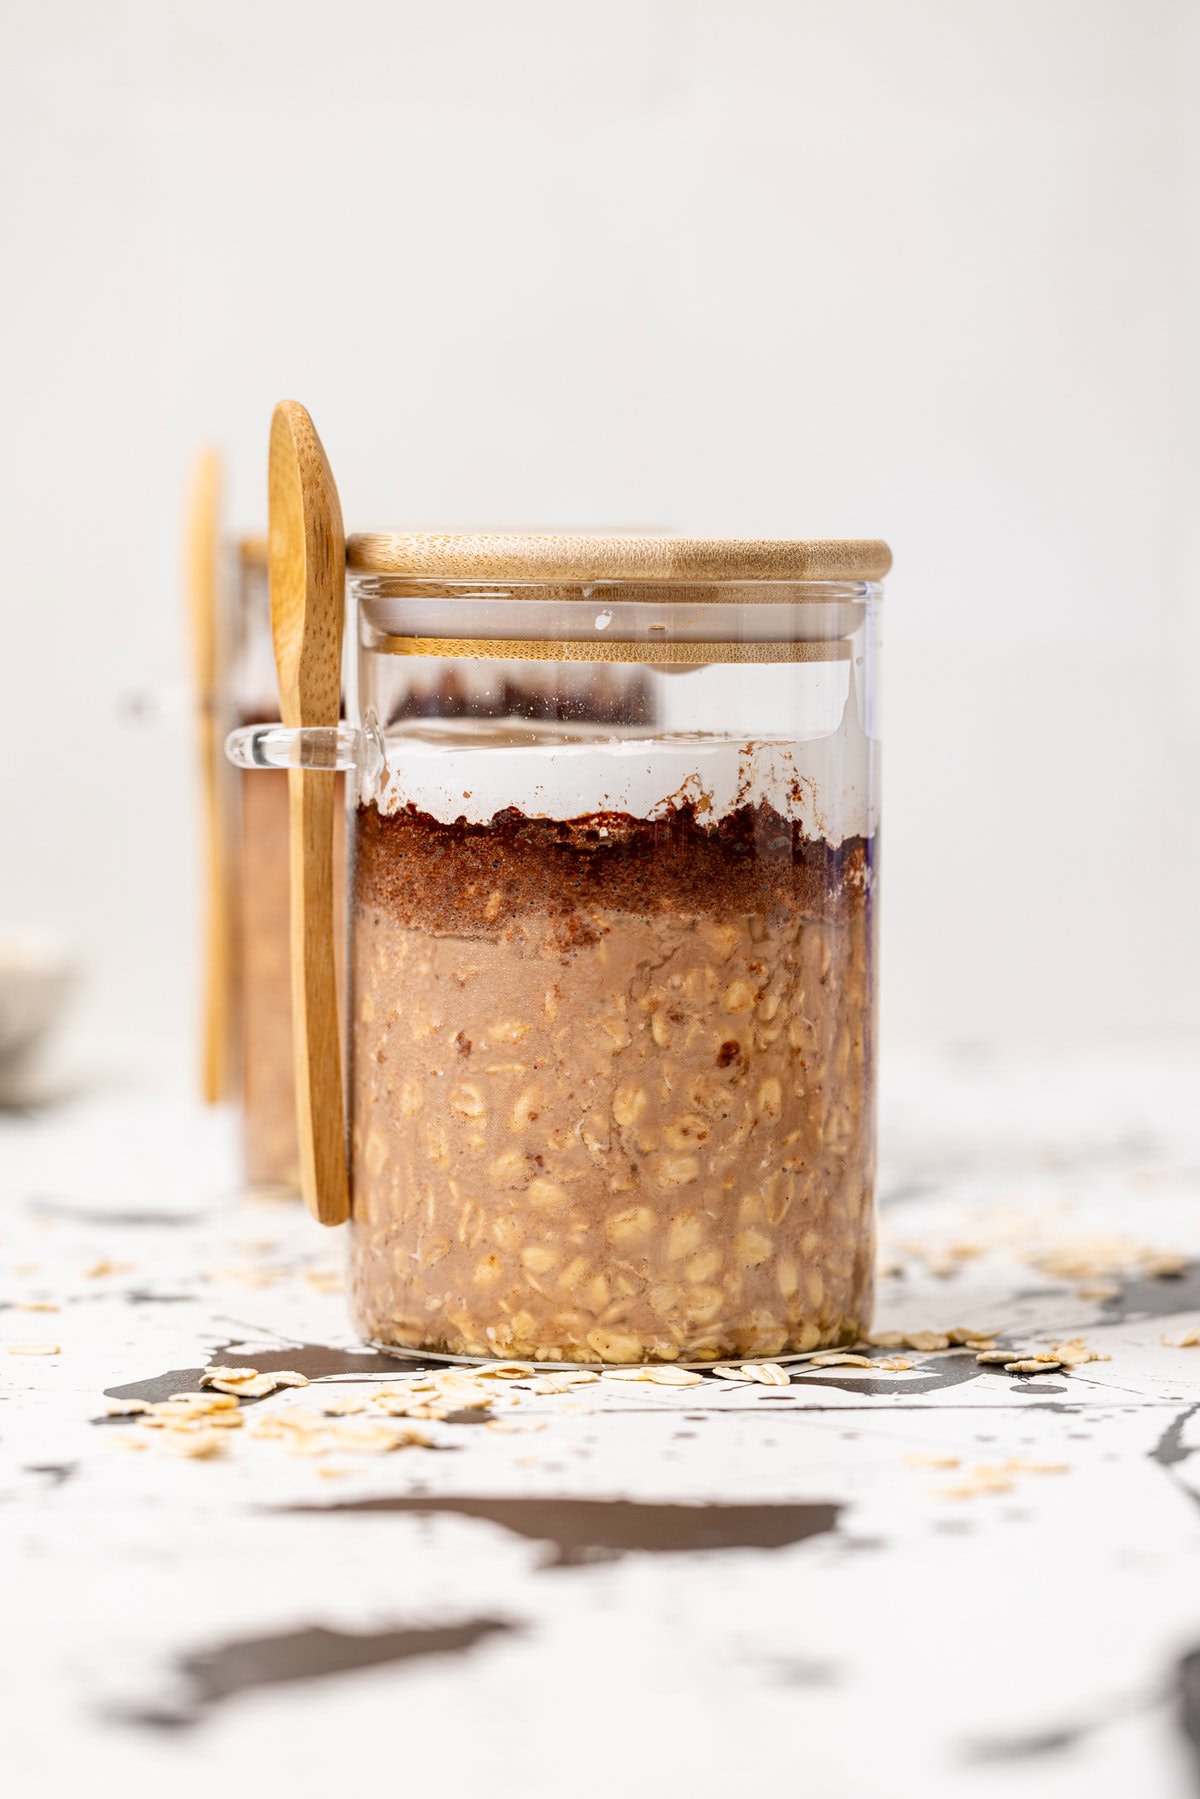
[230,404,889,1365]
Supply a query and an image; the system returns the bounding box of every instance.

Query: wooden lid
[346,533,890,584]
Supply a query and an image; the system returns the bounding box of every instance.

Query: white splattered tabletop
[3,1050,1200,1799]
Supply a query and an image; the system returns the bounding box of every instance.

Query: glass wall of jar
[339,550,884,1364]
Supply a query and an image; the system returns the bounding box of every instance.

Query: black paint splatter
[115,1618,518,1729]
[783,1353,985,1400]
[279,1495,842,1567]
[1179,1647,1200,1775]
[28,1198,202,1228]
[1102,1263,1200,1322]
[24,1463,76,1486]
[1149,1405,1199,1471]
[100,1341,432,1410]
[965,1725,1083,1762]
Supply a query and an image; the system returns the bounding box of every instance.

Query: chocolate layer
[354,799,871,940]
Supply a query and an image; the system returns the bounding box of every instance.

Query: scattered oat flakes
[104,1399,150,1417]
[935,1466,1016,1499]
[875,1356,916,1371]
[199,1366,258,1385]
[161,1427,226,1458]
[1004,1359,1063,1375]
[84,1259,134,1279]
[862,1330,906,1349]
[208,1266,281,1288]
[6,1343,59,1356]
[1142,1252,1187,1279]
[475,1362,536,1380]
[321,1395,367,1415]
[712,1366,755,1382]
[1046,1338,1110,1367]
[142,1396,243,1427]
[250,1410,321,1439]
[526,1372,599,1394]
[331,1422,432,1452]
[376,1396,444,1420]
[1029,1235,1187,1285]
[1004,1457,1069,1474]
[947,1327,991,1346]
[905,1451,960,1469]
[372,1382,424,1402]
[270,1371,310,1388]
[14,1301,59,1313]
[316,1463,350,1479]
[809,1353,875,1369]
[303,1269,344,1293]
[1161,1326,1200,1348]
[1077,1281,1121,1302]
[436,1380,495,1405]
[905,1332,951,1353]
[741,1363,791,1386]
[899,1239,984,1279]
[208,1373,279,1398]
[976,1350,1018,1365]
[286,1433,334,1457]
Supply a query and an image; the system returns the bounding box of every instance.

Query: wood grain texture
[367,635,853,664]
[346,533,892,583]
[185,447,235,1106]
[268,403,349,1226]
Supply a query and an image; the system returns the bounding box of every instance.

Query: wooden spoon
[185,447,234,1106]
[268,402,349,1225]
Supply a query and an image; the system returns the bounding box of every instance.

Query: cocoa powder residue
[354,799,871,940]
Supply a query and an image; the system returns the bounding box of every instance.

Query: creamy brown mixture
[237,769,345,1191]
[348,801,875,1362]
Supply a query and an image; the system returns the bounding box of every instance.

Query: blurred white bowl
[0,932,77,1070]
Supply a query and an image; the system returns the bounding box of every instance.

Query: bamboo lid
[346,534,891,585]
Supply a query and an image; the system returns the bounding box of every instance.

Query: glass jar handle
[224,719,384,782]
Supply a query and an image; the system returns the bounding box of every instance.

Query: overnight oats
[237,756,300,1187]
[228,431,888,1363]
[348,731,875,1363]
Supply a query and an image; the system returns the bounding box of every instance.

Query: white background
[2,0,1198,1072]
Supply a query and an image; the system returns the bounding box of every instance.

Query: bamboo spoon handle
[186,447,234,1106]
[268,402,349,1225]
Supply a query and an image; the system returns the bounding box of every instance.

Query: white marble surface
[3,1051,1200,1799]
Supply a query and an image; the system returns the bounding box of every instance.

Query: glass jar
[226,538,346,1191]
[233,526,887,1365]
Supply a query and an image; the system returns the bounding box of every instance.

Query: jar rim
[345,533,891,585]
